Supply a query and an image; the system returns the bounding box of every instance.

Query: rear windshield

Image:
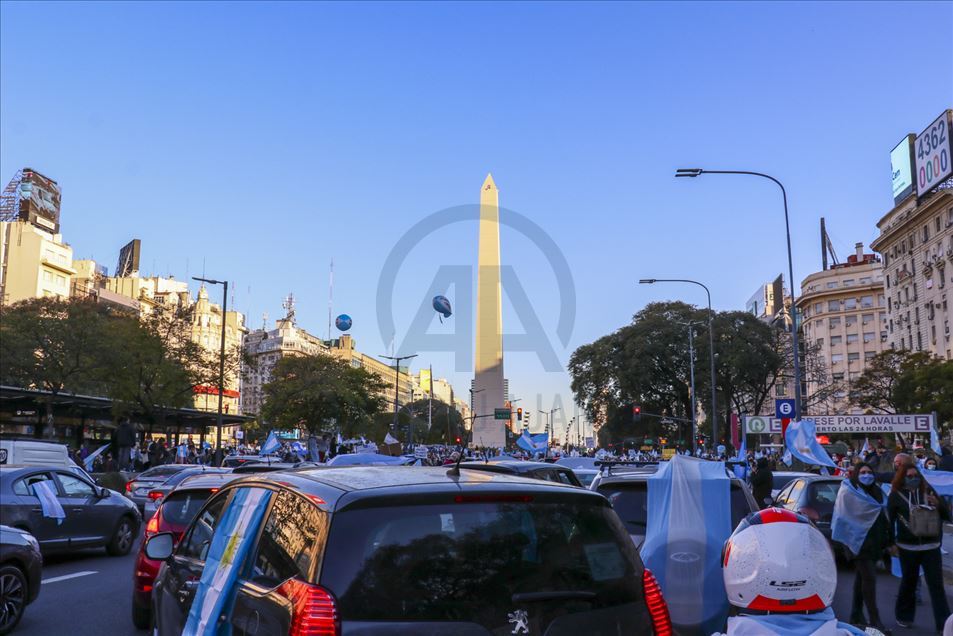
[163,469,226,487]
[807,481,840,510]
[160,489,215,526]
[139,465,187,479]
[321,499,646,633]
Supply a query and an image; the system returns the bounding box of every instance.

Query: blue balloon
[432,295,452,319]
[335,314,352,331]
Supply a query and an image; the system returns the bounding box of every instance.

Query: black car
[0,465,141,556]
[459,459,584,487]
[147,466,673,635]
[773,474,843,545]
[0,525,42,635]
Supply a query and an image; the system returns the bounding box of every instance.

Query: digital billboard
[17,168,61,233]
[915,109,953,199]
[115,239,141,277]
[890,134,915,204]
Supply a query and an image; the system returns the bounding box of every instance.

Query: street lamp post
[678,321,700,454]
[193,277,228,453]
[381,353,417,443]
[537,408,560,452]
[640,278,718,446]
[676,167,802,418]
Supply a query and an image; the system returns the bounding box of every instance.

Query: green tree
[0,298,113,436]
[851,350,953,431]
[261,354,386,437]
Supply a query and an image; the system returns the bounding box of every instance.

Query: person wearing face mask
[887,464,951,633]
[923,458,938,471]
[832,462,895,634]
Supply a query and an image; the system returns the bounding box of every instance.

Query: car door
[11,471,68,551]
[53,471,103,546]
[155,491,231,636]
[229,489,327,635]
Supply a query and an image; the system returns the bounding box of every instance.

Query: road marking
[42,570,97,584]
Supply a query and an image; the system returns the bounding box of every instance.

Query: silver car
[124,464,191,513]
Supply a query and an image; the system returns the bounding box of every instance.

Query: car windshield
[321,499,647,633]
[138,465,187,480]
[160,489,216,527]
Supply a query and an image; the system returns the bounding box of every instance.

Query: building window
[859,277,872,285]
[846,333,859,344]
[832,372,845,381]
[829,317,841,328]
[814,302,823,314]
[878,294,885,307]
[831,354,844,364]
[43,271,53,282]
[863,332,875,343]
[843,279,855,287]
[831,335,843,345]
[879,312,886,323]
[845,315,857,327]
[860,295,873,308]
[862,313,873,325]
[775,385,786,397]
[826,281,838,289]
[827,300,840,312]
[864,351,875,361]
[816,338,824,347]
[848,352,860,362]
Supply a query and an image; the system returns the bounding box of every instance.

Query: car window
[140,465,185,479]
[784,480,806,509]
[808,482,840,506]
[247,490,326,587]
[772,474,800,493]
[774,482,794,505]
[555,471,575,485]
[321,499,645,631]
[57,473,96,497]
[179,491,230,561]
[729,483,754,528]
[598,483,647,531]
[161,490,217,526]
[13,472,55,496]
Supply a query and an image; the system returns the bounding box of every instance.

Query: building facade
[0,221,75,304]
[871,190,953,359]
[797,243,887,414]
[326,334,413,409]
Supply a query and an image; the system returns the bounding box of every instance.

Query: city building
[744,275,796,402]
[0,220,75,304]
[71,260,141,312]
[326,334,413,409]
[241,298,329,417]
[797,243,887,413]
[413,368,455,405]
[872,190,953,359]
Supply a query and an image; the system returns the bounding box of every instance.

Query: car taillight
[144,510,161,537]
[798,506,820,522]
[278,578,339,636]
[643,568,672,636]
[148,490,164,501]
[125,482,133,492]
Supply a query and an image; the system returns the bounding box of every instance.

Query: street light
[675,167,802,418]
[677,321,701,454]
[639,278,718,446]
[537,408,560,449]
[193,276,228,454]
[381,353,417,442]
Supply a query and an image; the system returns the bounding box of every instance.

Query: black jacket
[750,467,773,508]
[887,487,951,547]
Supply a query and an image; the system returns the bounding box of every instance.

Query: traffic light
[517,407,523,421]
[455,436,461,444]
[633,404,642,422]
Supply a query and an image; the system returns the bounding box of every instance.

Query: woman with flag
[832,462,895,634]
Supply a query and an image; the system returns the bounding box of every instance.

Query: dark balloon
[335,314,352,331]
[432,295,452,319]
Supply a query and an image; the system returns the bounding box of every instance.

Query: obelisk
[472,174,505,448]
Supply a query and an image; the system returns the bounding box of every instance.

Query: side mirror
[144,532,175,561]
[98,487,111,498]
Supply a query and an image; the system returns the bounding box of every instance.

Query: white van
[0,439,87,477]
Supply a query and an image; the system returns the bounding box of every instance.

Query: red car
[131,472,240,629]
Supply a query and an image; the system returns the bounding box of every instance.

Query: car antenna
[447,450,465,477]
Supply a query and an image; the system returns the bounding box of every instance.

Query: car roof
[461,459,567,472]
[774,471,817,477]
[0,464,75,476]
[787,473,844,482]
[225,466,597,512]
[172,472,244,490]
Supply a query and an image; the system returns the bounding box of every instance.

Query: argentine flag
[260,431,281,456]
[516,430,548,452]
[784,419,837,469]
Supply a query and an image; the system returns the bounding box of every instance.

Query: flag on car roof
[260,431,280,456]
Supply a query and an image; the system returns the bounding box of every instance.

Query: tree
[852,350,953,432]
[398,398,466,445]
[261,354,386,437]
[0,298,113,436]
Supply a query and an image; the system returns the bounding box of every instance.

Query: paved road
[15,532,952,636]
[17,537,146,636]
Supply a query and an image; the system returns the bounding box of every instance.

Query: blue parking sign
[775,399,796,420]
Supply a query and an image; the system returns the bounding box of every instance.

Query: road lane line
[42,570,97,584]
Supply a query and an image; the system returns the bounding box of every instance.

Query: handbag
[901,491,941,538]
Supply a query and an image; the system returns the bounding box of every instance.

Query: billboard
[17,168,61,233]
[743,414,935,435]
[915,109,953,199]
[890,134,915,204]
[115,239,141,277]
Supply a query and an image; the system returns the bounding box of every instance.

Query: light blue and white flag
[717,608,866,635]
[83,443,110,471]
[185,487,273,636]
[32,480,65,524]
[860,437,870,457]
[735,432,746,460]
[784,419,837,469]
[930,423,942,456]
[517,430,549,452]
[177,444,188,459]
[260,431,280,456]
[831,480,886,556]
[640,455,732,635]
[290,441,305,459]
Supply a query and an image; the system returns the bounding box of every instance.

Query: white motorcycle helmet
[722,508,836,613]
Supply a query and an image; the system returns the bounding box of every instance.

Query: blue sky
[2,1,951,440]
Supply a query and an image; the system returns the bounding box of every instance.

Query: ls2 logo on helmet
[770,579,806,589]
